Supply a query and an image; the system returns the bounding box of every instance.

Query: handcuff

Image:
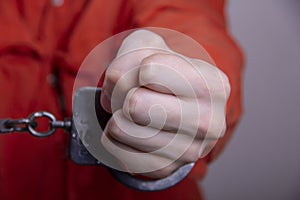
[0,87,194,191]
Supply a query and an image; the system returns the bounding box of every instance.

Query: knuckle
[198,117,224,139]
[207,131,220,140]
[203,66,231,100]
[194,97,227,139]
[139,53,169,84]
[182,153,198,163]
[196,125,219,139]
[126,90,139,118]
[181,143,200,163]
[200,115,211,133]
[105,63,123,84]
[124,30,165,48]
[139,55,158,84]
[124,88,147,124]
[192,113,211,139]
[106,117,122,140]
[215,69,231,98]
[203,125,225,139]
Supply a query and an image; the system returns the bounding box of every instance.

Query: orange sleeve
[128,0,244,179]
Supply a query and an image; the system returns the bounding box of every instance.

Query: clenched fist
[100,29,230,178]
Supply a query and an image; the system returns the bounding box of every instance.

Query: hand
[100,29,230,178]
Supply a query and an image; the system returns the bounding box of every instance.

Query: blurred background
[202,1,300,199]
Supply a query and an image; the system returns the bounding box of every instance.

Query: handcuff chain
[0,111,71,137]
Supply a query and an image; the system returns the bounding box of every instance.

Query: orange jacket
[0,0,243,199]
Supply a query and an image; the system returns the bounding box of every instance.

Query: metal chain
[0,111,71,137]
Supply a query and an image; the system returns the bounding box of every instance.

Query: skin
[100,30,230,178]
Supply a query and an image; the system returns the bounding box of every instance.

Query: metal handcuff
[0,87,194,192]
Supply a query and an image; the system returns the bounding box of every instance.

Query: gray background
[202,1,300,200]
